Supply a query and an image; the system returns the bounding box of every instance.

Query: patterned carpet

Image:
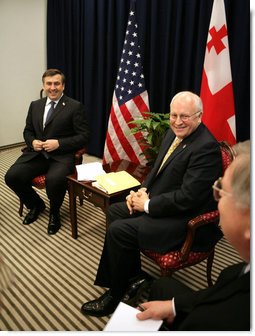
[0,146,242,331]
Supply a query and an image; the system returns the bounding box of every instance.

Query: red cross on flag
[200,0,236,145]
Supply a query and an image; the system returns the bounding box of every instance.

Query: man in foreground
[5,69,89,235]
[136,140,250,331]
[81,91,222,317]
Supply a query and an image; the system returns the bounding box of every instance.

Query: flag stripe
[133,94,149,115]
[111,104,141,163]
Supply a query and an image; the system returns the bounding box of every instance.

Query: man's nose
[175,116,183,123]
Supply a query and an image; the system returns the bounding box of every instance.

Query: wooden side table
[67,160,150,239]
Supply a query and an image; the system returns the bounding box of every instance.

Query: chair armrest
[75,147,87,165]
[180,210,219,261]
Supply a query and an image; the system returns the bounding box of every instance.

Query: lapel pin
[62,102,65,106]
[183,144,187,149]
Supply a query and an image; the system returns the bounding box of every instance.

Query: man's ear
[244,227,250,241]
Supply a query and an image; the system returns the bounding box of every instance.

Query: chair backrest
[219,141,235,173]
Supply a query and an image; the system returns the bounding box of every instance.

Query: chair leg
[206,249,215,287]
[19,200,24,217]
[79,197,83,206]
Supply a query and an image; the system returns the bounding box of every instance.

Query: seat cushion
[32,175,46,189]
[143,249,211,272]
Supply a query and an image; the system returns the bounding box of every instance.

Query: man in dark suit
[5,69,89,235]
[81,91,222,316]
[136,141,250,331]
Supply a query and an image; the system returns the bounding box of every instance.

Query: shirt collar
[46,94,63,107]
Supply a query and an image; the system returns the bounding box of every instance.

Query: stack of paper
[94,171,141,194]
[76,162,106,181]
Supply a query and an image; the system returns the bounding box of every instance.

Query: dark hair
[42,69,65,84]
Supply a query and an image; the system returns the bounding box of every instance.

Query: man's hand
[136,300,175,325]
[42,139,59,152]
[32,139,44,151]
[126,187,148,214]
[126,190,137,214]
[131,188,149,212]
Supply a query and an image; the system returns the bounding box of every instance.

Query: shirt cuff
[172,298,177,317]
[144,199,150,213]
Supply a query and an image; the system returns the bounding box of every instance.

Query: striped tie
[158,137,181,173]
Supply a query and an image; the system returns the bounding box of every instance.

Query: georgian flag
[201,0,236,145]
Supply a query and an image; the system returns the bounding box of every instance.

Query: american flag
[201,0,236,145]
[103,1,150,165]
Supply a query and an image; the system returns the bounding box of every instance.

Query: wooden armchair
[142,141,235,286]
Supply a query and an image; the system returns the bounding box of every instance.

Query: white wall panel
[0,0,47,147]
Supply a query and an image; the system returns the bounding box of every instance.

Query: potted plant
[128,111,170,166]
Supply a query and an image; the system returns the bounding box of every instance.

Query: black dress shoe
[23,202,46,225]
[122,273,153,305]
[47,212,61,235]
[81,290,119,317]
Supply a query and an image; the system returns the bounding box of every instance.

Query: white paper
[76,162,106,181]
[103,302,162,332]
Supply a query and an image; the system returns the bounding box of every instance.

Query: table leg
[68,181,78,239]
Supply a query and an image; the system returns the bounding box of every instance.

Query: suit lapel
[38,98,47,133]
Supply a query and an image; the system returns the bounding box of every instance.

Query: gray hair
[170,91,203,114]
[231,140,250,209]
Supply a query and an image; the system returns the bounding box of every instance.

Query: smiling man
[5,69,89,235]
[81,91,223,317]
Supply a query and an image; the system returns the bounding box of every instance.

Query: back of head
[231,140,250,209]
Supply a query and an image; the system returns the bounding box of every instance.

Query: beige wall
[0,0,47,147]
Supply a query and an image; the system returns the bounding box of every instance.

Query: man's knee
[46,174,67,189]
[107,202,128,224]
[5,166,20,187]
[107,219,123,237]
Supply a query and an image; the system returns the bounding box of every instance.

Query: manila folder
[95,171,141,194]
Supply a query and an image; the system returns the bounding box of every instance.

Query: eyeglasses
[212,178,232,201]
[169,110,201,122]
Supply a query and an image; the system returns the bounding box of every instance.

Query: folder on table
[95,171,141,194]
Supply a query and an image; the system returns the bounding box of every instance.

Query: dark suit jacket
[173,262,250,330]
[137,123,222,253]
[17,94,89,167]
